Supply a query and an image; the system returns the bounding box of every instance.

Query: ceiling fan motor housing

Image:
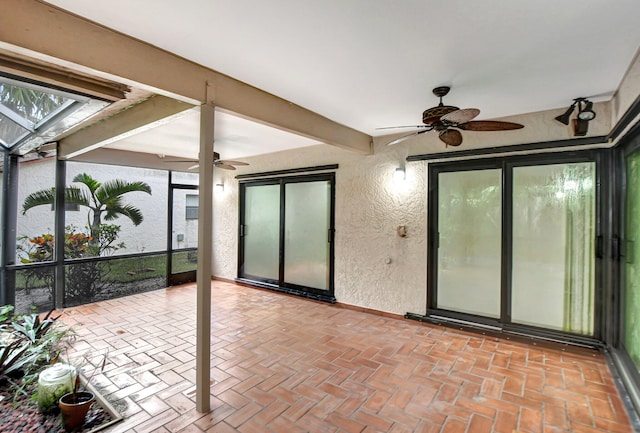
[422,105,458,125]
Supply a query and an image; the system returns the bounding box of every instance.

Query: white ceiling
[105,108,321,160]
[45,0,640,157]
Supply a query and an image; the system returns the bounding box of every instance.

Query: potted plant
[58,387,95,432]
[58,349,108,432]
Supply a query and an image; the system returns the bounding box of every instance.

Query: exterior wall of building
[11,97,628,317]
[213,142,430,316]
[16,160,173,258]
[211,100,616,317]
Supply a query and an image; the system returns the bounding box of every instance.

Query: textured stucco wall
[16,160,170,257]
[210,102,620,316]
[212,142,429,316]
[613,47,640,127]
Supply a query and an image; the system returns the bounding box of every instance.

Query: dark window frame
[420,149,605,347]
[185,193,198,220]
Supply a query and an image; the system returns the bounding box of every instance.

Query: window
[0,75,103,152]
[185,194,198,220]
[428,153,598,339]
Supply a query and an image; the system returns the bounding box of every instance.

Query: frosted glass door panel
[244,184,280,280]
[284,181,330,290]
[511,163,595,335]
[437,169,502,317]
[625,150,640,370]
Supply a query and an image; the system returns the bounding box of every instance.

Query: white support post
[195,103,214,413]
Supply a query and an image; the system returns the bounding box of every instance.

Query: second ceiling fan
[380,86,524,147]
[165,152,249,170]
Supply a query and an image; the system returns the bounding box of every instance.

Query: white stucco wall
[210,101,618,316]
[12,92,633,316]
[212,142,429,316]
[613,47,640,125]
[16,160,171,258]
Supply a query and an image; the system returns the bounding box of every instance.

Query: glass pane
[0,153,3,266]
[172,190,198,249]
[0,113,29,146]
[171,171,199,186]
[243,184,280,280]
[284,181,330,290]
[511,163,595,334]
[66,162,167,257]
[437,169,502,317]
[65,254,166,307]
[624,150,640,370]
[16,159,56,265]
[0,81,70,124]
[14,266,55,314]
[172,250,198,273]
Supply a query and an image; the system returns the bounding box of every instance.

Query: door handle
[328,228,334,243]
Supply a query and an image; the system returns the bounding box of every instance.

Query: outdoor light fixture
[394,167,406,182]
[577,100,596,121]
[554,97,596,136]
[554,102,577,125]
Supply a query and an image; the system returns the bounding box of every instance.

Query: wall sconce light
[215,183,224,193]
[394,167,406,182]
[554,97,596,136]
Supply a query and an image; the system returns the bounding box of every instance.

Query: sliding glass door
[242,183,280,282]
[511,163,595,334]
[429,154,598,338]
[239,174,334,300]
[284,181,331,290]
[622,148,640,373]
[437,169,502,318]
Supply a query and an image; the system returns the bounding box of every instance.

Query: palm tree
[22,173,152,243]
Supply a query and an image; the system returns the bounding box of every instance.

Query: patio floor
[59,280,634,433]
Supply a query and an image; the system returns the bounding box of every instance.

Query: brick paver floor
[59,280,634,433]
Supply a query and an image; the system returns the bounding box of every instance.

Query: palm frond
[22,188,55,214]
[22,187,91,215]
[65,187,91,206]
[95,180,152,204]
[72,173,101,194]
[105,204,144,226]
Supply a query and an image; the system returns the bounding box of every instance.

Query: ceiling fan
[380,86,524,147]
[16,142,57,161]
[164,152,249,170]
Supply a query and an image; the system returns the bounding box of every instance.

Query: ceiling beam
[1,0,372,155]
[0,53,129,101]
[68,148,193,171]
[57,95,194,159]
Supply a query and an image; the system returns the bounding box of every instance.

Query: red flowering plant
[19,227,93,265]
[17,227,94,300]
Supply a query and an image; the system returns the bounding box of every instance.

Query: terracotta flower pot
[59,391,95,432]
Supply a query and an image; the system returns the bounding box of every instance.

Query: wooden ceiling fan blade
[460,120,524,131]
[218,160,249,166]
[215,163,237,170]
[441,108,480,124]
[376,125,430,130]
[163,160,198,163]
[386,129,430,146]
[439,129,463,146]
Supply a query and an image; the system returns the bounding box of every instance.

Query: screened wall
[7,157,187,312]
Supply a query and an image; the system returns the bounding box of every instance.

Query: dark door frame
[237,172,336,302]
[420,150,605,347]
[166,173,198,286]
